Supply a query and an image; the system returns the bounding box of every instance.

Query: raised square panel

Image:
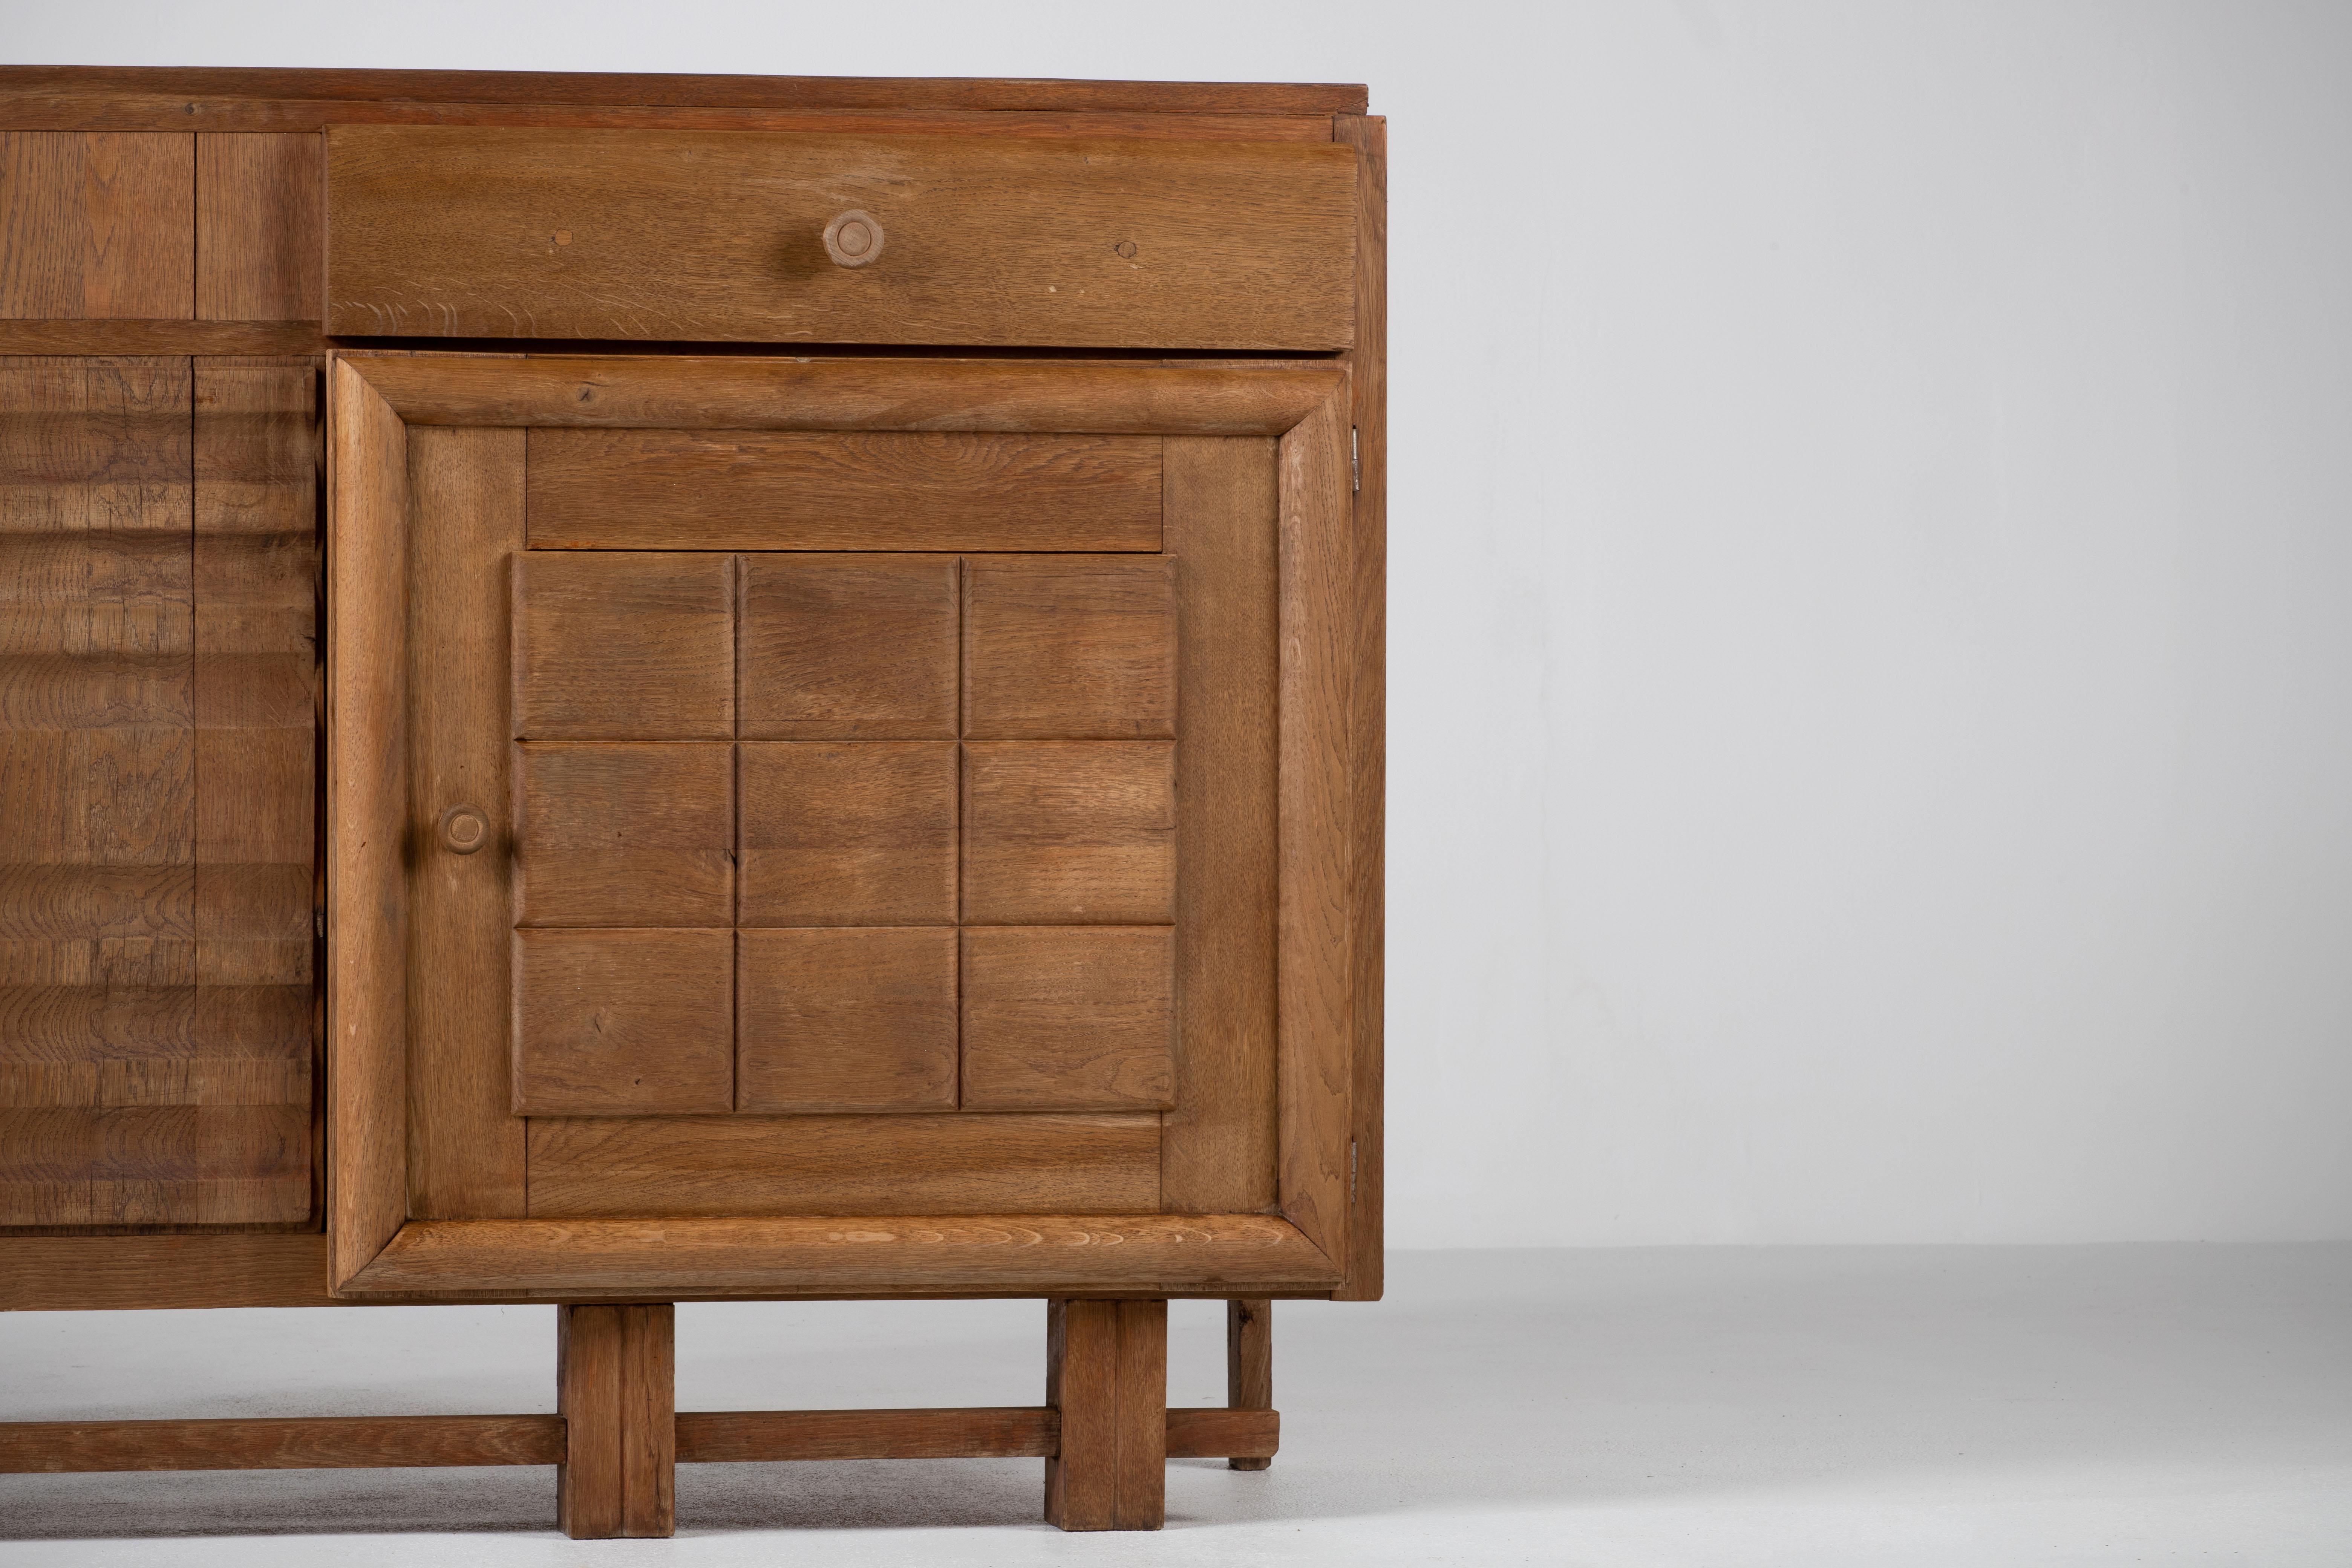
[961,927,1174,1112]
[963,742,1176,924]
[516,742,733,926]
[512,929,732,1116]
[739,555,957,740]
[738,743,956,926]
[512,551,733,739]
[737,927,958,1113]
[962,557,1176,740]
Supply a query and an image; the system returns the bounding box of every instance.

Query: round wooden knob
[438,803,490,856]
[823,210,884,268]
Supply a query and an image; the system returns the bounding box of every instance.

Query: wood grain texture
[0,1232,337,1309]
[1045,1298,1164,1530]
[345,352,1340,435]
[0,1414,562,1472]
[737,743,956,926]
[511,928,732,1116]
[619,1303,676,1538]
[1115,1299,1168,1527]
[1158,437,1280,1213]
[677,1407,1058,1462]
[1044,1297,1115,1530]
[514,742,733,926]
[557,1302,622,1537]
[4,96,1343,141]
[196,134,322,322]
[341,1213,1339,1298]
[403,426,524,1220]
[526,1112,1155,1217]
[960,742,1174,925]
[325,357,408,1286]
[526,430,1161,552]
[0,322,325,355]
[326,129,1355,348]
[511,551,734,740]
[1335,114,1387,1302]
[961,927,1174,1112]
[1166,1405,1276,1461]
[0,66,1366,118]
[0,133,192,319]
[961,556,1175,741]
[1274,385,1354,1278]
[738,555,957,741]
[735,927,958,1112]
[1225,1298,1273,1469]
[191,356,314,1228]
[0,356,249,1227]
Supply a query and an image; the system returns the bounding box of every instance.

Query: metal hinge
[1351,426,1360,494]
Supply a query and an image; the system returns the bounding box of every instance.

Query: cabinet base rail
[0,1405,1279,1472]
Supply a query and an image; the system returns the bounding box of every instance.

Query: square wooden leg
[1226,1298,1274,1470]
[557,1303,675,1539]
[1045,1298,1165,1531]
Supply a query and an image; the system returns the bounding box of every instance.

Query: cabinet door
[328,353,1364,1300]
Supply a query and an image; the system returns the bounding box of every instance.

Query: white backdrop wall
[17,0,2351,1247]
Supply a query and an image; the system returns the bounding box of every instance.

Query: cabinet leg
[1045,1298,1166,1531]
[557,1303,675,1539]
[1226,1298,1274,1470]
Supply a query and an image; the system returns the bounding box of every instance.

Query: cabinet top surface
[0,65,1369,117]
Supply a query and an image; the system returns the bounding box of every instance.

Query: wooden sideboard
[0,65,1383,1538]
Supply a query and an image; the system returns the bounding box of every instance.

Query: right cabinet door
[329,353,1363,1302]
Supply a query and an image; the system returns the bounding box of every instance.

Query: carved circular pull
[823,209,884,268]
[438,803,490,856]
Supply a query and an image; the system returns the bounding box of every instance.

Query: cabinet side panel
[1335,113,1385,1300]
[404,427,525,1217]
[1158,437,1279,1213]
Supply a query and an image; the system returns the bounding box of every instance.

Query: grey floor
[2,1245,2347,1565]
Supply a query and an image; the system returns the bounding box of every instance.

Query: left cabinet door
[0,354,320,1230]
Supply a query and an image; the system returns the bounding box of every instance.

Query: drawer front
[325,127,1357,349]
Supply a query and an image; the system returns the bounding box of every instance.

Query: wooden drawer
[325,127,1358,349]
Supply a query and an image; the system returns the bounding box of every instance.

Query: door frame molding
[326,351,1371,1301]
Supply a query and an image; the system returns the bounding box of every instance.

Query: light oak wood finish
[1336,111,1388,1304]
[1158,436,1280,1213]
[527,430,1162,552]
[527,1110,1154,1217]
[510,551,735,740]
[326,359,409,1285]
[0,354,315,1229]
[342,352,1342,434]
[0,133,192,319]
[1167,1405,1278,1461]
[678,1406,1056,1462]
[340,1212,1337,1298]
[402,426,524,1219]
[735,927,959,1112]
[961,556,1175,740]
[960,926,1174,1112]
[511,928,732,1116]
[1226,1297,1274,1469]
[0,321,327,355]
[737,742,957,926]
[196,134,323,322]
[960,741,1175,925]
[1,65,1364,118]
[738,555,958,741]
[1276,378,1355,1282]
[514,742,734,926]
[558,1302,676,1539]
[0,1414,562,1471]
[327,128,1355,348]
[1045,1297,1165,1530]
